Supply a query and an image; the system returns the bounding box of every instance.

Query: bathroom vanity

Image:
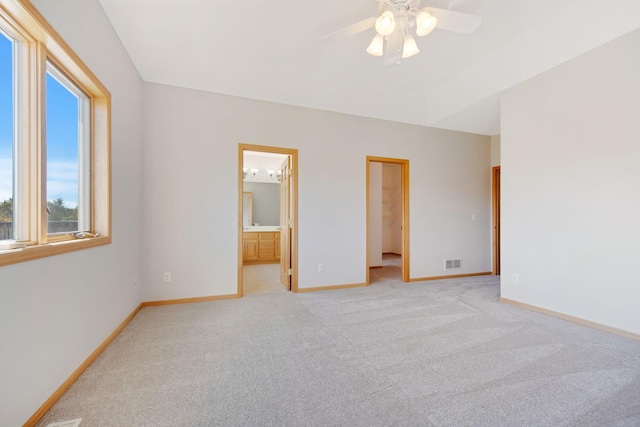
[242,226,280,264]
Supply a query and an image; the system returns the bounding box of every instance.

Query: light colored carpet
[37,275,640,426]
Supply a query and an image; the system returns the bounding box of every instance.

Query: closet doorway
[366,156,410,284]
[238,144,298,296]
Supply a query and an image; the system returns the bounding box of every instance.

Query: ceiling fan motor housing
[379,0,423,30]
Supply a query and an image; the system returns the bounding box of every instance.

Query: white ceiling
[98,0,640,136]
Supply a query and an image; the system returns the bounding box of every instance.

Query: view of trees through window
[0,197,79,238]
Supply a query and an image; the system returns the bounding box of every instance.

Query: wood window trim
[0,235,112,266]
[0,0,111,267]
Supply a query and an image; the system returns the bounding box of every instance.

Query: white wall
[0,1,144,425]
[501,28,640,335]
[143,82,491,298]
[368,163,382,267]
[491,135,501,167]
[490,134,501,271]
[243,182,280,226]
[382,163,402,254]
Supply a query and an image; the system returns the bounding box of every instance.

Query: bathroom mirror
[243,182,280,226]
[243,192,252,227]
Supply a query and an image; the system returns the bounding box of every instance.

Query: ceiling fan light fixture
[320,1,482,66]
[401,34,420,58]
[375,10,396,36]
[416,10,437,37]
[366,34,384,56]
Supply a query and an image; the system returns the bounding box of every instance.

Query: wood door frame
[492,166,501,275]
[279,156,292,290]
[238,144,299,296]
[366,156,410,284]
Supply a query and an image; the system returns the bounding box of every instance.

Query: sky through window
[0,33,81,209]
[0,32,12,205]
[46,70,80,208]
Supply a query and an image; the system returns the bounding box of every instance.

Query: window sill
[0,235,111,267]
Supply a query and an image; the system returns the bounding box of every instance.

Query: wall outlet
[164,272,171,282]
[512,273,519,284]
[318,264,323,272]
[471,213,478,221]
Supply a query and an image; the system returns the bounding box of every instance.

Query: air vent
[47,419,82,427]
[444,259,462,270]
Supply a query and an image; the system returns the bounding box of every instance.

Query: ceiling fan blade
[383,28,403,66]
[321,16,377,46]
[426,6,482,34]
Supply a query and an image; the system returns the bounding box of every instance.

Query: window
[46,63,90,236]
[0,30,14,241]
[0,0,111,265]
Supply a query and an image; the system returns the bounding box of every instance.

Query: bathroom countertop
[243,226,281,232]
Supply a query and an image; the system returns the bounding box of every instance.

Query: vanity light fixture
[264,170,283,182]
[243,167,259,179]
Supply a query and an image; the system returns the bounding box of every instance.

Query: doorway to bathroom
[238,144,298,296]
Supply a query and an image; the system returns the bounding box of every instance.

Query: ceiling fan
[321,0,482,66]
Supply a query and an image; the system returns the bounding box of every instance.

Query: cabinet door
[258,239,275,260]
[274,232,280,259]
[245,240,258,261]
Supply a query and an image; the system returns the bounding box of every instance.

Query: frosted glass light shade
[366,34,384,56]
[402,35,420,58]
[416,10,437,36]
[375,10,396,36]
